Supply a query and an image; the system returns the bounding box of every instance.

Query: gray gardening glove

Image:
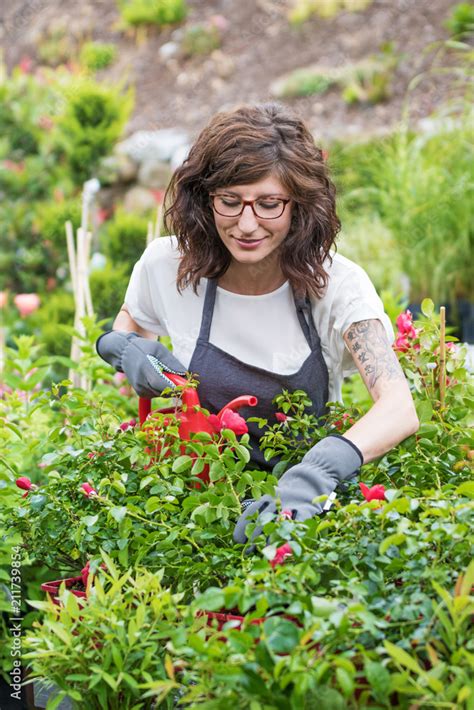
[234,435,363,544]
[96,330,187,399]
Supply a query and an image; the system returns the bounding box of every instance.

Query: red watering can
[138,372,258,483]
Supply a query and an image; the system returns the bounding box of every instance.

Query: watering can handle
[138,372,188,425]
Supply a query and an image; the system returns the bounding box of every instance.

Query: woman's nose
[237,204,259,232]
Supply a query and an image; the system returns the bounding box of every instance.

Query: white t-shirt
[124,236,394,402]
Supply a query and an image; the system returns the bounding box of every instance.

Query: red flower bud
[16,476,34,491]
[81,482,98,497]
[275,412,288,423]
[271,542,293,568]
[359,482,386,502]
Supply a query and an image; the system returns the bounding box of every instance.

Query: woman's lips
[232,236,267,249]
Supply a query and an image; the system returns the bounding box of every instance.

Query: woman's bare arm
[112,306,157,340]
[341,319,419,463]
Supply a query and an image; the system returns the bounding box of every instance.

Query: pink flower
[81,482,98,497]
[359,482,386,502]
[14,293,40,317]
[275,412,288,423]
[209,14,229,31]
[0,291,7,309]
[16,476,37,498]
[119,419,137,432]
[16,477,35,491]
[271,542,293,568]
[113,372,127,385]
[395,310,418,340]
[218,408,248,435]
[18,56,33,74]
[394,334,410,353]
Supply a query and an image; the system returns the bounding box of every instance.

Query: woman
[97,102,419,544]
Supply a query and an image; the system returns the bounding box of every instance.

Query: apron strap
[294,292,321,351]
[197,278,218,343]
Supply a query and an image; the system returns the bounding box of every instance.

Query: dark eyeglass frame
[210,194,292,220]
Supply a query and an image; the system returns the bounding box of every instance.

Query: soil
[0,0,464,142]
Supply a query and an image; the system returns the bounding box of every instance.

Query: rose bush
[1,303,473,707]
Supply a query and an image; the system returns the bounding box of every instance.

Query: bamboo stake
[154,202,163,240]
[439,306,446,409]
[84,230,93,317]
[65,221,77,301]
[146,220,153,246]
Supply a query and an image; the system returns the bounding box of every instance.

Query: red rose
[359,482,386,502]
[81,482,98,497]
[271,543,293,568]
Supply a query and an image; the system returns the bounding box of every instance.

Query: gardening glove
[233,435,363,544]
[96,330,187,399]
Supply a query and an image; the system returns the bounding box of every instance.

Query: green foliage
[79,42,118,72]
[288,0,373,24]
[24,565,183,708]
[1,305,473,704]
[101,207,148,271]
[36,22,78,67]
[341,43,399,105]
[272,68,335,98]
[55,79,133,185]
[335,111,474,303]
[445,2,474,37]
[181,23,222,57]
[30,290,75,359]
[118,0,188,28]
[34,199,81,255]
[89,261,131,325]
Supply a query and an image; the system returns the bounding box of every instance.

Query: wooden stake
[439,306,446,408]
[154,202,163,241]
[65,221,77,301]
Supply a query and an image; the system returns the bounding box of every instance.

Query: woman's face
[211,174,293,268]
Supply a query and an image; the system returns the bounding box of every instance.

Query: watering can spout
[217,396,258,417]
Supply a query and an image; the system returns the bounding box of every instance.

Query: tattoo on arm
[344,319,405,393]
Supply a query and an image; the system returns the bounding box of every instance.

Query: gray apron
[188,278,329,470]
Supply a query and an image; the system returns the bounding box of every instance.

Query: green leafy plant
[118,0,188,28]
[181,22,222,57]
[54,78,133,185]
[288,0,373,24]
[79,42,118,72]
[444,2,474,38]
[101,207,149,271]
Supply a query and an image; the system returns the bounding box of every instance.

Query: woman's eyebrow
[217,191,286,198]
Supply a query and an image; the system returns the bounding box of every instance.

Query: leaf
[459,559,474,598]
[263,617,299,654]
[110,506,127,524]
[195,587,225,612]
[379,532,406,555]
[171,455,193,474]
[335,667,354,697]
[383,640,424,675]
[364,660,391,703]
[455,482,474,498]
[421,298,434,317]
[145,497,161,514]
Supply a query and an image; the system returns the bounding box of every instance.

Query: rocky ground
[0,0,464,143]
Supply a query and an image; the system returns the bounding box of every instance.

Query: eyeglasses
[210,194,291,220]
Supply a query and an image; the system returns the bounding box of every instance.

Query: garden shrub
[1,303,473,707]
[445,2,474,37]
[181,23,222,57]
[30,290,75,358]
[118,0,188,28]
[288,0,373,24]
[89,261,131,325]
[101,207,149,271]
[79,42,118,72]
[54,78,133,185]
[34,199,81,256]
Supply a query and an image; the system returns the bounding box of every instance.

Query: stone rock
[123,186,157,214]
[98,154,138,185]
[115,129,190,165]
[138,159,172,189]
[159,41,180,61]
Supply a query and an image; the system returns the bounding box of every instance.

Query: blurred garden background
[0,0,473,377]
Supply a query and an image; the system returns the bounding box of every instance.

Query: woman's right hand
[96,331,187,399]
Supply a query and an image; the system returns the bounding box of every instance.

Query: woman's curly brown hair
[164,102,341,298]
